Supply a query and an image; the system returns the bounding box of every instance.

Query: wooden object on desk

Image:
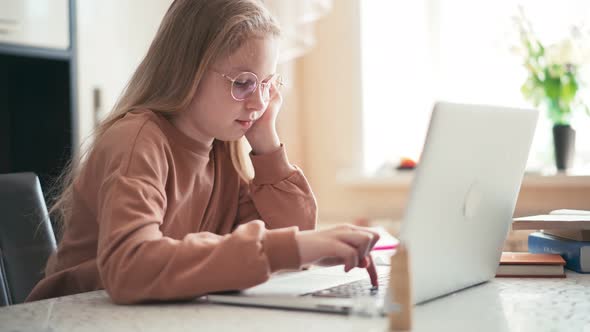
[496,252,566,278]
[389,243,412,331]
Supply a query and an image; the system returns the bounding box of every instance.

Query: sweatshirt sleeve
[95,129,301,304]
[235,144,317,231]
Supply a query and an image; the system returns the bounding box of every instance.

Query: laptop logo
[463,181,483,219]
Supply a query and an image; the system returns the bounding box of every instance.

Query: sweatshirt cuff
[263,226,301,272]
[250,144,297,185]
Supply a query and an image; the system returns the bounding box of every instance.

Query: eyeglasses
[214,70,283,102]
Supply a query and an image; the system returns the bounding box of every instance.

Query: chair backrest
[0,172,57,305]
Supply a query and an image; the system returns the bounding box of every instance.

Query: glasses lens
[232,72,257,100]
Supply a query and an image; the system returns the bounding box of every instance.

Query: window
[360,0,590,175]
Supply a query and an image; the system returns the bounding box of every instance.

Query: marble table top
[1,272,589,332]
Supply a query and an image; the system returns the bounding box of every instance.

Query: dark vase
[552,124,576,171]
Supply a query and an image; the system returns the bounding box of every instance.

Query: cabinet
[0,0,70,50]
[0,0,171,193]
[0,0,75,193]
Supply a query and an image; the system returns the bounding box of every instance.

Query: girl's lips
[236,120,253,129]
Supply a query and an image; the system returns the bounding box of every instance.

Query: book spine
[528,232,589,273]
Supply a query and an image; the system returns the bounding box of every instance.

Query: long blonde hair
[50,0,281,233]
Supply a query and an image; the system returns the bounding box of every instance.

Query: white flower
[545,38,590,66]
[545,40,578,65]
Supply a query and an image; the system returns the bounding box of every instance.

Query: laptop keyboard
[308,272,390,298]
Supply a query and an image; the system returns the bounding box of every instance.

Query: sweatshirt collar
[150,110,213,157]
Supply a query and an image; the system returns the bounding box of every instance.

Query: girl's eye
[235,79,255,87]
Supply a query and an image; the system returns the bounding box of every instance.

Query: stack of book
[496,252,566,278]
[512,209,590,273]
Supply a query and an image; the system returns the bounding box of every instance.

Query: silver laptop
[208,101,538,313]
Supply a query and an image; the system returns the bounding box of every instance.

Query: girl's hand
[245,81,282,155]
[295,224,381,287]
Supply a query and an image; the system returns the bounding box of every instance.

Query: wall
[76,0,172,152]
[296,0,406,223]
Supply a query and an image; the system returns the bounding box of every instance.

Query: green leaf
[548,64,564,79]
[537,41,545,57]
[543,73,561,100]
[560,74,578,104]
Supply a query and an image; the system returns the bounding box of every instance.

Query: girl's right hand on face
[295,225,380,272]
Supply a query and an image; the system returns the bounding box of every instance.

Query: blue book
[528,232,590,273]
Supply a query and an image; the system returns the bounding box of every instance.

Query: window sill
[337,171,590,189]
[337,170,413,188]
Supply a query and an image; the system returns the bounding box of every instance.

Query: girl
[27,0,379,304]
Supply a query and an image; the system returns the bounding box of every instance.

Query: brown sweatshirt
[26,109,317,304]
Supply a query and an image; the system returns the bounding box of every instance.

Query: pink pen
[372,243,399,251]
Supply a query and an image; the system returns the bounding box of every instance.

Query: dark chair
[0,172,57,305]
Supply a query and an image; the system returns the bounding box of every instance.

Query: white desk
[1,273,589,332]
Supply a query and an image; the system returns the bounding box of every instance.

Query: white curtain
[264,0,332,62]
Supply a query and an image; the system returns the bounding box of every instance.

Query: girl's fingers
[366,255,379,288]
[353,255,378,288]
[337,231,374,266]
[337,226,380,263]
[312,225,383,272]
[327,241,359,272]
[348,225,381,257]
[367,230,380,255]
[358,256,369,268]
[269,80,282,103]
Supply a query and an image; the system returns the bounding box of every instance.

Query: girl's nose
[245,85,268,112]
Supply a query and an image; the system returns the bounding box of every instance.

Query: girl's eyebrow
[230,67,275,80]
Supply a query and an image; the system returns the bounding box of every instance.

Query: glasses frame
[213,70,283,102]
